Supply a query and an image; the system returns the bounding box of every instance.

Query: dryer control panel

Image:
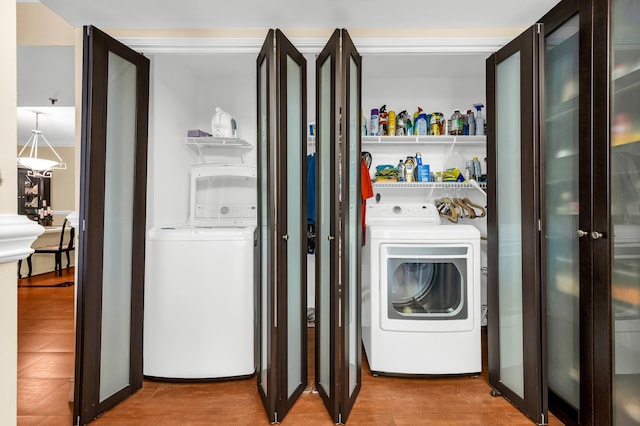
[366,203,441,226]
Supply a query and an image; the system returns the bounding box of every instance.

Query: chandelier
[17,111,66,178]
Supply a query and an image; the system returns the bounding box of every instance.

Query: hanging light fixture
[17,111,66,178]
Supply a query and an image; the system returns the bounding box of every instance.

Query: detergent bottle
[413,107,423,135]
[211,107,237,137]
[404,156,415,182]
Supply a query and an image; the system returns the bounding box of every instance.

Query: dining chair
[18,218,75,278]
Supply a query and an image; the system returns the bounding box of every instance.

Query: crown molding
[117,36,508,55]
[0,215,44,264]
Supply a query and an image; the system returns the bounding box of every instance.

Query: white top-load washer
[144,164,256,380]
[362,201,481,376]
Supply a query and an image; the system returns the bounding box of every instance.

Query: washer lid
[147,226,255,241]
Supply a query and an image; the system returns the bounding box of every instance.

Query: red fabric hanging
[361,158,374,245]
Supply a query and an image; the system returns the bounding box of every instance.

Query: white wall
[0,0,18,422]
[147,53,257,228]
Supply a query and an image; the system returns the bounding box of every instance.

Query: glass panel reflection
[348,55,358,395]
[286,55,303,398]
[318,55,332,397]
[544,14,580,409]
[100,52,136,401]
[496,51,525,398]
[611,1,640,424]
[259,57,268,395]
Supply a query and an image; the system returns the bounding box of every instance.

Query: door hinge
[540,413,546,425]
[82,219,86,232]
[538,219,542,231]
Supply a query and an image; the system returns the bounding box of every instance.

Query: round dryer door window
[387,257,468,321]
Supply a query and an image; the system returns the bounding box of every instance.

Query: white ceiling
[34,0,561,31]
[17,107,76,148]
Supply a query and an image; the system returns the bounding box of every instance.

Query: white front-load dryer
[362,202,481,376]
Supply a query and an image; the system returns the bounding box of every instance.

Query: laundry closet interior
[129,28,490,423]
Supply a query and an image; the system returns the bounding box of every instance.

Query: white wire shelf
[185,137,252,149]
[362,135,486,145]
[372,181,487,189]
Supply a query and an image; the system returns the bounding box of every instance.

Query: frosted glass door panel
[544,14,580,409]
[496,51,525,398]
[258,57,268,395]
[286,55,303,398]
[611,1,640,424]
[99,52,136,401]
[348,55,359,395]
[317,55,332,397]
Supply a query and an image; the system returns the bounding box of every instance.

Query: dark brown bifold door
[538,1,587,424]
[256,29,308,424]
[486,24,548,425]
[593,0,640,424]
[73,26,149,425]
[315,28,362,425]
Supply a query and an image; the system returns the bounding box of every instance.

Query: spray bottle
[378,105,388,136]
[473,103,485,136]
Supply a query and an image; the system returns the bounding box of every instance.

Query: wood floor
[17,269,564,425]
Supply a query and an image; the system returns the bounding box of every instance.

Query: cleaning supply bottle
[473,103,485,136]
[404,156,415,182]
[472,156,482,180]
[450,109,463,135]
[362,110,367,136]
[467,109,476,136]
[413,107,423,135]
[416,112,428,136]
[378,105,388,136]
[370,108,379,136]
[397,159,406,182]
[430,113,441,135]
[388,110,396,136]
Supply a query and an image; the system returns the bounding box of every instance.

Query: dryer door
[379,243,477,333]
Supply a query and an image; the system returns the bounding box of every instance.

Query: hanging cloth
[361,157,374,245]
[307,154,316,254]
[307,154,316,224]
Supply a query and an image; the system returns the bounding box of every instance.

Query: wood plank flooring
[17,269,564,425]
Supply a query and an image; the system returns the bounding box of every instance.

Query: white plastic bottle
[397,160,406,182]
